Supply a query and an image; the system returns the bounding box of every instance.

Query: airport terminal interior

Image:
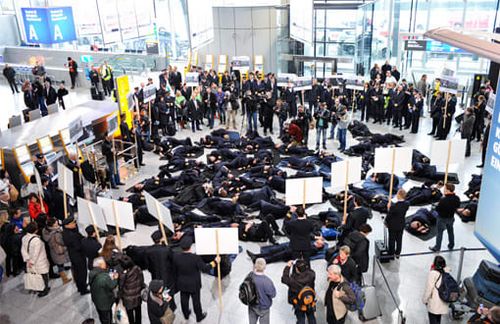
[0,0,499,324]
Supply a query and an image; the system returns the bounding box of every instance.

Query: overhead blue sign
[426,40,468,54]
[475,78,500,262]
[21,7,77,44]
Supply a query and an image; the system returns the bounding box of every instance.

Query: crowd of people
[0,60,498,324]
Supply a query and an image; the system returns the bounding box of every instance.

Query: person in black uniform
[62,217,89,295]
[172,237,219,322]
[66,152,84,199]
[385,189,410,259]
[81,225,102,271]
[101,132,123,189]
[3,64,19,94]
[285,206,315,266]
[119,114,133,163]
[34,153,46,175]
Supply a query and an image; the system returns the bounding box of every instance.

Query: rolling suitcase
[375,227,393,263]
[91,86,104,100]
[359,285,382,321]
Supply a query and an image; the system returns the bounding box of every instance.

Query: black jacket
[281,265,316,304]
[101,139,114,163]
[120,121,131,142]
[286,218,314,252]
[345,207,370,232]
[147,291,169,324]
[62,227,86,265]
[435,193,461,219]
[385,201,410,231]
[3,66,15,80]
[44,86,57,105]
[172,251,213,293]
[119,265,145,309]
[146,244,174,289]
[343,230,369,273]
[81,237,102,270]
[24,90,37,110]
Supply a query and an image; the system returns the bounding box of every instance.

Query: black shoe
[395,254,400,259]
[246,250,256,263]
[79,289,90,295]
[429,246,439,252]
[197,312,208,322]
[111,185,118,189]
[140,163,146,166]
[116,182,125,186]
[448,245,454,250]
[38,287,50,297]
[427,132,434,136]
[184,310,191,320]
[476,164,484,168]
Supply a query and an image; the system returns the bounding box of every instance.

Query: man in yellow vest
[100,61,113,97]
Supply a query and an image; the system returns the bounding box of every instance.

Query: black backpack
[436,272,460,302]
[239,272,259,306]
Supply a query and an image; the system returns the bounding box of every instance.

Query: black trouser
[263,111,274,133]
[4,252,22,276]
[296,308,317,324]
[430,116,440,135]
[393,107,402,127]
[462,133,471,157]
[96,309,112,324]
[8,79,18,93]
[359,103,366,121]
[180,290,203,321]
[388,229,403,256]
[71,257,88,293]
[58,99,66,110]
[385,105,393,125]
[69,72,77,88]
[42,273,49,291]
[411,111,419,133]
[126,305,142,324]
[428,313,441,324]
[291,250,312,267]
[103,80,113,96]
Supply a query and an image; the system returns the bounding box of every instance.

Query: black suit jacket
[385,201,410,231]
[172,251,212,293]
[286,218,314,252]
[146,244,174,288]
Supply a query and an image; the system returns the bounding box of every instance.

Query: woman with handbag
[42,218,71,284]
[147,279,175,324]
[21,222,50,297]
[119,255,145,324]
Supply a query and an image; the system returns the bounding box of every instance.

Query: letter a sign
[21,7,76,44]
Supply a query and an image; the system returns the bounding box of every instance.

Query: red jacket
[29,200,49,219]
[288,123,303,143]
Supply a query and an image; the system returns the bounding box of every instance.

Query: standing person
[477,114,491,168]
[410,90,423,133]
[370,83,384,124]
[261,91,275,136]
[3,64,19,94]
[0,223,23,277]
[359,82,370,122]
[89,257,119,324]
[224,91,238,130]
[81,225,102,271]
[23,80,38,112]
[428,93,444,136]
[57,82,69,110]
[385,189,410,259]
[147,280,174,324]
[42,218,72,284]
[461,107,476,157]
[344,196,370,235]
[100,62,113,97]
[33,77,47,116]
[187,93,202,133]
[285,206,314,265]
[21,222,51,297]
[172,237,219,322]
[62,216,89,295]
[101,132,123,189]
[422,256,450,324]
[416,74,428,99]
[66,57,78,89]
[472,95,486,142]
[285,83,297,117]
[314,103,329,151]
[429,183,461,252]
[330,246,359,284]
[296,105,312,147]
[324,265,356,324]
[245,91,259,135]
[275,98,289,137]
[119,255,144,324]
[249,258,277,324]
[336,107,349,152]
[343,224,372,278]
[66,152,84,199]
[281,259,316,324]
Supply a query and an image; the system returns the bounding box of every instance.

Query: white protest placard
[34,168,44,196]
[324,75,344,89]
[439,75,459,95]
[430,139,467,166]
[77,197,108,232]
[97,197,135,231]
[294,76,312,91]
[57,162,74,198]
[185,72,199,87]
[486,93,496,115]
[374,147,413,174]
[285,177,323,206]
[143,191,174,232]
[277,73,298,87]
[344,74,365,91]
[194,227,239,255]
[231,56,251,72]
[331,157,362,190]
[143,84,157,102]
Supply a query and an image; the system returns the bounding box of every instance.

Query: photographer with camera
[245,90,259,136]
[314,102,330,151]
[274,99,289,137]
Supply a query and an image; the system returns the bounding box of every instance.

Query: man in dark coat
[62,217,89,295]
[285,207,315,265]
[81,225,102,270]
[89,257,118,324]
[66,152,84,198]
[3,64,19,94]
[172,237,219,322]
[343,224,372,276]
[281,259,316,323]
[385,189,410,258]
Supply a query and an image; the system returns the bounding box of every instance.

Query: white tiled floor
[0,83,494,324]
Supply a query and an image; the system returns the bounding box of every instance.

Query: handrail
[372,257,406,324]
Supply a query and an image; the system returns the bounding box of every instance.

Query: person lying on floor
[194,197,245,218]
[406,162,448,182]
[160,145,204,160]
[348,187,389,213]
[207,148,243,164]
[245,199,290,219]
[457,192,479,222]
[370,172,400,194]
[233,185,275,206]
[348,120,373,137]
[406,181,443,206]
[159,137,193,151]
[240,136,276,152]
[412,149,431,164]
[246,236,328,264]
[405,208,437,236]
[281,156,316,171]
[160,157,205,173]
[274,143,311,155]
[464,174,482,197]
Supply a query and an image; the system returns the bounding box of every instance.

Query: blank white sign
[34,168,43,196]
[285,177,323,206]
[57,162,74,198]
[331,157,362,189]
[430,139,466,166]
[194,227,239,255]
[374,147,413,174]
[77,197,108,232]
[143,191,174,232]
[97,197,135,231]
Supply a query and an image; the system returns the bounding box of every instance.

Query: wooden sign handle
[155,200,168,245]
[302,180,307,209]
[388,147,396,209]
[87,201,101,241]
[63,171,68,219]
[442,94,449,129]
[215,229,223,311]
